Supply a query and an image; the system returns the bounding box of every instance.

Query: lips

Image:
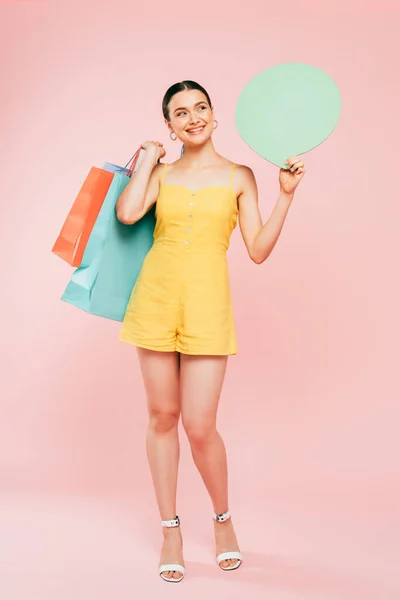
[186,126,205,135]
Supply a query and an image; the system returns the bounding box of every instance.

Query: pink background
[1,1,400,598]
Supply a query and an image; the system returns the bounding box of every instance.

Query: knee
[149,407,180,434]
[182,418,216,447]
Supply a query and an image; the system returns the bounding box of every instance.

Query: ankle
[213,508,231,523]
[163,524,181,532]
[214,519,232,531]
[162,525,181,538]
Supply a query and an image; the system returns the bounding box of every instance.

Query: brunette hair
[162,80,212,121]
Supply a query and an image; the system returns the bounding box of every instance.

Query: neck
[179,137,220,169]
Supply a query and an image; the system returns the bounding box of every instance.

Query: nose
[189,113,201,124]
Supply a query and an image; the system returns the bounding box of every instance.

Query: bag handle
[124,147,160,177]
[125,147,141,176]
[124,143,185,177]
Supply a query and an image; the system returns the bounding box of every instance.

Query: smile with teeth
[187,126,205,135]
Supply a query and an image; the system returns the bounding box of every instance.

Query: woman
[116,80,306,583]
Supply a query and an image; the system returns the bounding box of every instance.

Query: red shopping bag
[52,167,114,267]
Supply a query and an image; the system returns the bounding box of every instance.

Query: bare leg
[137,348,183,581]
[180,354,240,569]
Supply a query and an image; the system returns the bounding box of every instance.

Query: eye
[176,105,206,117]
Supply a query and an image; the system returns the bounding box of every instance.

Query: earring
[170,131,177,141]
[213,120,218,130]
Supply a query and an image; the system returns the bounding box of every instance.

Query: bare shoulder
[151,161,167,184]
[233,163,257,197]
[159,159,182,177]
[154,161,167,173]
[234,163,255,179]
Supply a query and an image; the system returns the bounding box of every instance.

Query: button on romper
[119,162,239,355]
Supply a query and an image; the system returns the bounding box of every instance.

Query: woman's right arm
[116,142,165,225]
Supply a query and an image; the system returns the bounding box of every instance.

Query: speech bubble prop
[235,62,341,168]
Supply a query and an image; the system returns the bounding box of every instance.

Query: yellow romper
[119,162,238,355]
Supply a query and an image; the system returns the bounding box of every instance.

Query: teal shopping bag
[61,155,155,321]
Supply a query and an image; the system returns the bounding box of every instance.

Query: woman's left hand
[279,156,306,195]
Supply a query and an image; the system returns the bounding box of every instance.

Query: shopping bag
[61,144,185,321]
[61,148,155,321]
[52,167,114,267]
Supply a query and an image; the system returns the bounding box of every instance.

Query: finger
[290,160,304,171]
[286,157,304,169]
[285,156,299,167]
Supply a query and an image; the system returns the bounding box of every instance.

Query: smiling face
[165,88,214,145]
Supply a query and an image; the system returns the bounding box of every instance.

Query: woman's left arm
[237,156,306,264]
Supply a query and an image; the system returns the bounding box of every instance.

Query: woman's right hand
[141,140,166,163]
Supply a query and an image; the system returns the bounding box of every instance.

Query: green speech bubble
[235,62,342,169]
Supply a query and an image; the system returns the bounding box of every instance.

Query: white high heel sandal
[159,516,185,583]
[213,509,242,571]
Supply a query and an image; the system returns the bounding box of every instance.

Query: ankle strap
[161,515,180,528]
[213,509,231,522]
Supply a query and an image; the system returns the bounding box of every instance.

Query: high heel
[213,509,242,571]
[159,516,185,583]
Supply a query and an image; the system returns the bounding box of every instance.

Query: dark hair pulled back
[162,80,212,121]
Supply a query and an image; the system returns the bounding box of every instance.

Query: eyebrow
[173,101,207,114]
